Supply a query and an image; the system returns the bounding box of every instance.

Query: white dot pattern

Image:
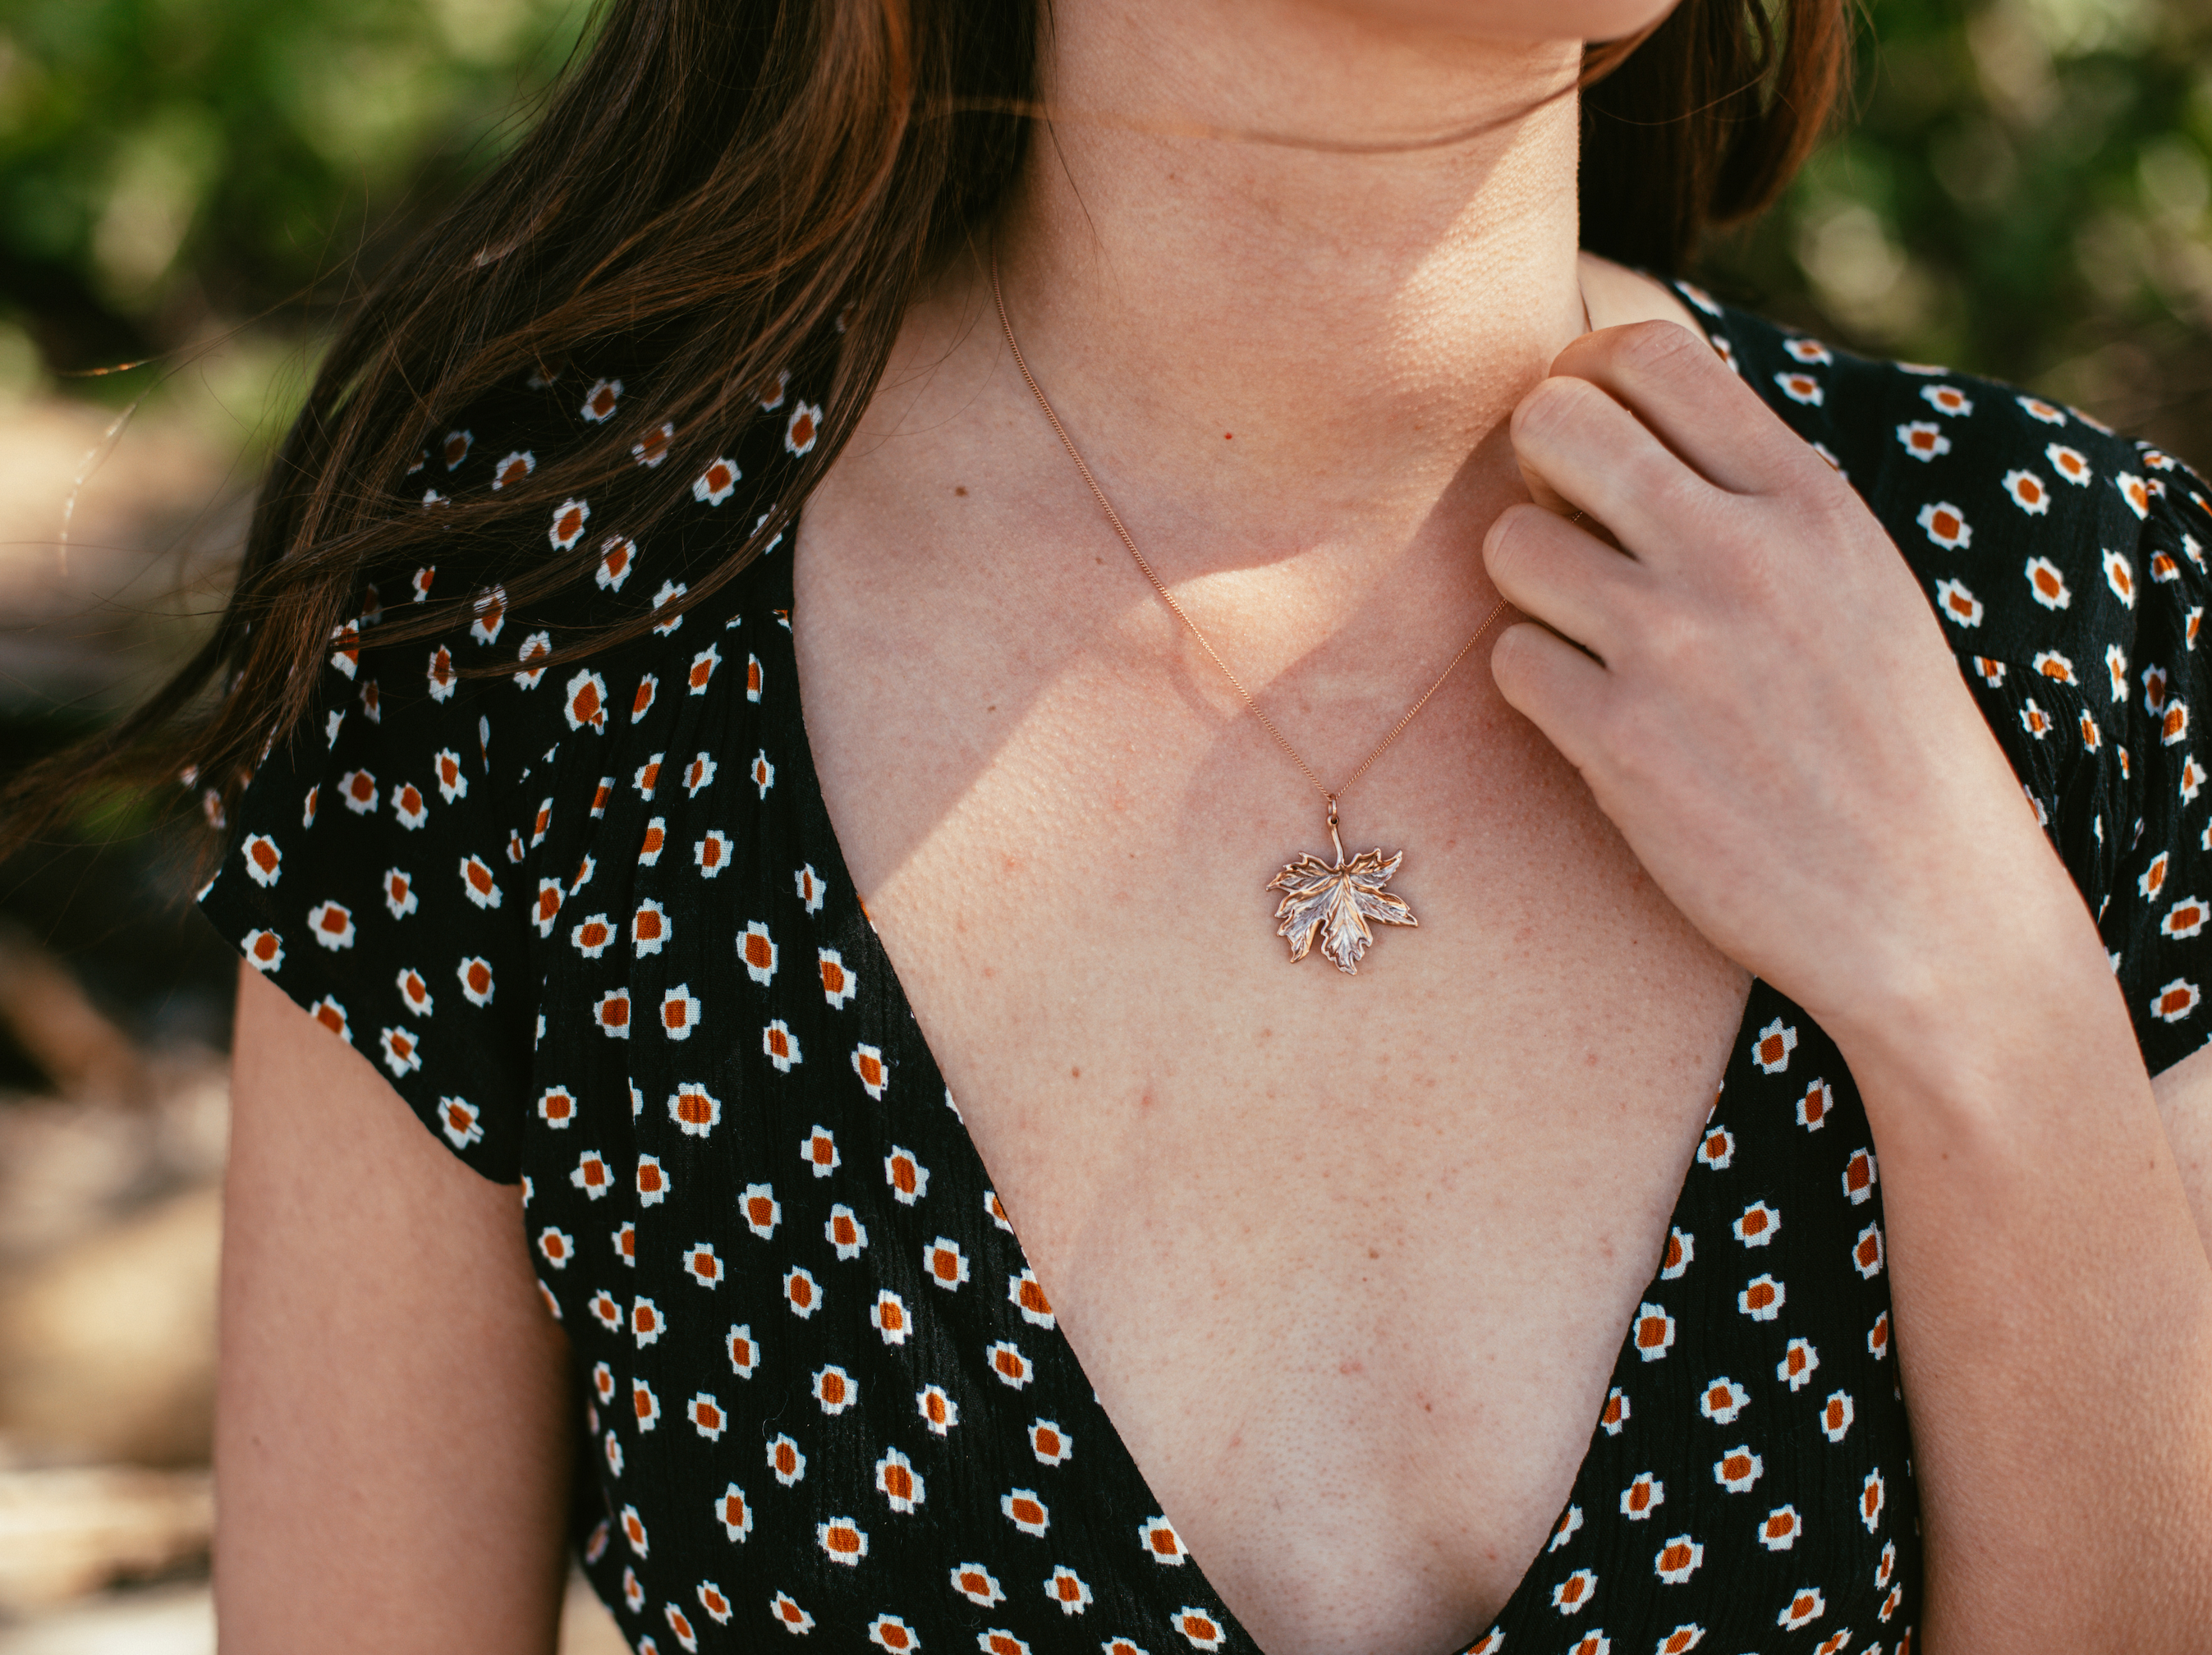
[200,287,2210,1653]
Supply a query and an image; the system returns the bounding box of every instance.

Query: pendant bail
[1324,794,1344,864]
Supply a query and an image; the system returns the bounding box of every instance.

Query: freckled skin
[774,3,1803,1649]
[801,258,1742,1649]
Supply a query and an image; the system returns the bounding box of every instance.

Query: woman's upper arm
[2153,1038,2212,1256]
[218,964,574,1654]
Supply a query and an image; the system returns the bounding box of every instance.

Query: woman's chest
[792,552,1754,1651]
[522,562,1916,1655]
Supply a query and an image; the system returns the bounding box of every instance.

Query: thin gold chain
[991,257,1509,819]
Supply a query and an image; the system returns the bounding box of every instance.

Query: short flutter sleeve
[2101,460,2212,1075]
[199,579,544,1178]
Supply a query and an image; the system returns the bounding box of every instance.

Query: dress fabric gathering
[199,286,2212,1655]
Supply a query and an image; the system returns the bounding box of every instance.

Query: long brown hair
[4,0,1848,856]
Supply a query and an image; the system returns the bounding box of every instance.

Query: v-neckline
[768,530,1771,1655]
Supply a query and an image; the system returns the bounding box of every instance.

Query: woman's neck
[982,0,1590,560]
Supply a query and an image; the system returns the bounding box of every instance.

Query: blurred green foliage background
[0,0,2202,1043]
[0,0,589,437]
[1710,0,2212,468]
[0,0,2208,458]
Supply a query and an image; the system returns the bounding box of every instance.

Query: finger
[1482,501,1643,665]
[1508,373,1721,563]
[1489,620,1609,776]
[1549,321,1823,498]
[1510,460,1628,557]
[1516,452,1581,522]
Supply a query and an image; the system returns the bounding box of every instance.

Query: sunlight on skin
[211,0,2212,1649]
[806,0,2212,1644]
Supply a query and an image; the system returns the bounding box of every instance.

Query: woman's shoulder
[1680,285,2211,1072]
[1679,282,2208,674]
[195,356,824,1175]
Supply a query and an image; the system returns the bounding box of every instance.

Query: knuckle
[1595,703,1667,795]
[1483,502,1549,583]
[1613,318,1705,378]
[1511,375,1592,450]
[1488,619,1550,700]
[1802,481,1873,544]
[1489,616,1535,673]
[1624,441,1700,516]
[1627,596,1707,676]
[1715,505,1806,608]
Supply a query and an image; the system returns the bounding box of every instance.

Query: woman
[49,0,2212,1648]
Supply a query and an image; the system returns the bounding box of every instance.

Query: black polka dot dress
[199,286,2212,1655]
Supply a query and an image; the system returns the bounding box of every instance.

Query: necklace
[992,259,1510,975]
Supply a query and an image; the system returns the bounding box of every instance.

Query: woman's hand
[1489,322,2212,1655]
[1481,319,2100,1048]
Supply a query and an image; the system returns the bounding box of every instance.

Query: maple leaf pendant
[1268,800,1417,974]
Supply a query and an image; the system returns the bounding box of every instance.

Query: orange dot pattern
[197,288,2210,1652]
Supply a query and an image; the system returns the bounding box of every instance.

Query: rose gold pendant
[1268,798,1417,975]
